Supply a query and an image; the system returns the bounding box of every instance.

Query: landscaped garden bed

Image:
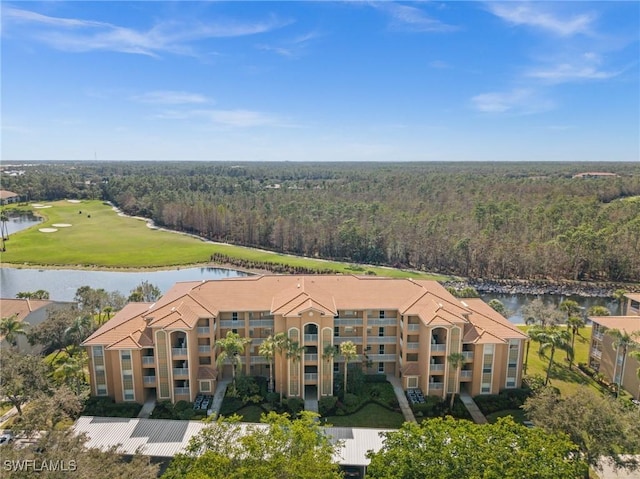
[82,397,141,418]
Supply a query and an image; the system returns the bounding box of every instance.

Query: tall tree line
[4,161,640,281]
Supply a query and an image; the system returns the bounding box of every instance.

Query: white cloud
[428,60,451,69]
[133,91,210,105]
[486,3,595,36]
[2,7,290,57]
[256,30,322,58]
[155,108,285,128]
[372,3,458,33]
[471,88,554,115]
[527,63,621,83]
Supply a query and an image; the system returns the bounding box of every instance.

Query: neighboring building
[83,275,527,404]
[0,190,20,205]
[571,172,619,179]
[0,298,76,353]
[588,294,640,399]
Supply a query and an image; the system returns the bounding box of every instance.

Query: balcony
[304,354,318,361]
[304,334,318,343]
[367,336,397,344]
[142,356,155,366]
[174,387,190,396]
[334,337,363,345]
[367,354,396,362]
[250,356,268,364]
[431,344,446,352]
[249,319,274,328]
[430,364,445,372]
[304,373,318,381]
[198,345,211,354]
[429,382,444,390]
[462,351,473,361]
[173,368,189,377]
[334,318,363,326]
[143,376,156,385]
[460,370,473,380]
[251,338,265,346]
[368,318,397,326]
[407,342,420,350]
[172,347,188,357]
[407,324,420,332]
[594,332,604,341]
[592,349,602,359]
[197,327,211,335]
[335,354,363,362]
[220,320,241,328]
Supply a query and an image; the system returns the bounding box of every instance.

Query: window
[124,392,134,401]
[200,381,211,392]
[334,326,340,337]
[92,346,103,357]
[378,362,384,373]
[232,312,238,321]
[232,329,238,334]
[333,362,339,373]
[379,344,385,355]
[481,385,491,394]
[97,385,107,396]
[121,351,131,360]
[379,310,385,319]
[407,376,418,388]
[378,327,384,337]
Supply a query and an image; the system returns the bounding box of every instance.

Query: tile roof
[82,302,154,349]
[461,298,527,343]
[625,293,640,303]
[0,298,55,321]
[589,316,640,341]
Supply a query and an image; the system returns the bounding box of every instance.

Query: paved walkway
[304,398,319,413]
[137,393,156,419]
[459,392,488,424]
[209,378,231,417]
[386,374,417,423]
[0,406,19,427]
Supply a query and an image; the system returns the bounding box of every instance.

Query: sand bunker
[67,199,82,204]
[33,205,52,209]
[52,223,72,227]
[39,228,58,233]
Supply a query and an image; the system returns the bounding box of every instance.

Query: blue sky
[2,1,638,162]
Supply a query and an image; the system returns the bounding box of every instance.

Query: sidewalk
[459,392,488,424]
[0,406,19,427]
[209,378,231,417]
[137,393,156,419]
[386,374,417,423]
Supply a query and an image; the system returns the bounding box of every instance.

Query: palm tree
[607,329,640,398]
[258,335,276,393]
[322,344,337,394]
[628,350,640,400]
[215,331,251,395]
[613,289,627,315]
[54,353,87,395]
[286,341,305,397]
[447,352,465,410]
[560,299,581,322]
[537,327,573,386]
[0,314,28,349]
[339,341,358,396]
[273,332,289,403]
[566,315,585,368]
[587,305,610,317]
[65,315,93,356]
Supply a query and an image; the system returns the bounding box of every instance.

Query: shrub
[266,392,279,405]
[285,397,304,416]
[83,397,141,418]
[343,393,360,411]
[235,375,260,398]
[174,400,191,412]
[473,389,532,415]
[364,374,388,383]
[219,397,244,416]
[319,396,338,416]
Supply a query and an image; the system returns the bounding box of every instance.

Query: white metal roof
[73,416,391,466]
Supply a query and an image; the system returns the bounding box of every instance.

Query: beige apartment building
[83,275,527,404]
[589,293,640,399]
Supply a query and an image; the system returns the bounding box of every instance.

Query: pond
[3,214,42,235]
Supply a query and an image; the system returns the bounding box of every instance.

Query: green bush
[473,389,532,415]
[365,374,388,383]
[83,397,142,418]
[266,392,279,405]
[219,397,244,416]
[343,393,360,411]
[319,396,338,416]
[175,400,191,412]
[285,397,304,415]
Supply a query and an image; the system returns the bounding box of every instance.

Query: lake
[1,215,620,322]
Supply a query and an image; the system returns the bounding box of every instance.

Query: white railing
[430,364,445,371]
[334,337,363,344]
[367,336,397,344]
[407,342,420,350]
[368,318,397,326]
[304,334,318,342]
[367,354,396,362]
[197,327,210,335]
[250,356,268,364]
[220,320,241,328]
[198,345,211,353]
[462,351,473,360]
[460,370,473,378]
[304,354,318,361]
[143,376,156,384]
[431,344,446,352]
[251,338,266,345]
[304,373,318,381]
[407,324,420,332]
[173,368,189,376]
[172,347,188,356]
[594,332,604,341]
[174,387,190,396]
[142,356,155,365]
[334,318,363,326]
[335,354,363,362]
[429,382,444,390]
[249,319,274,328]
[592,349,602,359]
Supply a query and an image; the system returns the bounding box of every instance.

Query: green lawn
[324,402,405,428]
[519,325,604,397]
[233,405,267,423]
[485,409,528,424]
[1,200,448,279]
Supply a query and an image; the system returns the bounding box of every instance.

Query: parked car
[0,433,14,445]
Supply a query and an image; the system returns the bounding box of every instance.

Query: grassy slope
[519,325,604,397]
[1,200,448,279]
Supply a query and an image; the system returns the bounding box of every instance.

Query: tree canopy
[366,416,586,479]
